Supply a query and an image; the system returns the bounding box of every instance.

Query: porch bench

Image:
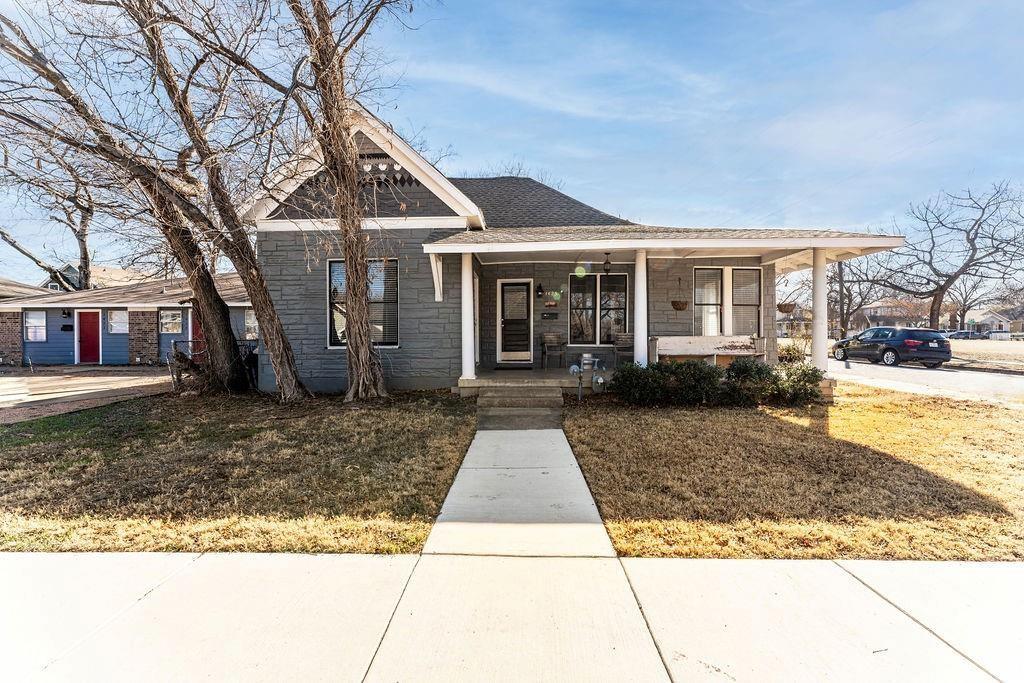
[650,336,767,366]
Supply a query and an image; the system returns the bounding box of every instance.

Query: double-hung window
[329,259,399,347]
[731,269,761,336]
[568,273,628,345]
[159,310,183,334]
[243,309,259,340]
[693,268,723,336]
[107,310,129,334]
[24,310,46,341]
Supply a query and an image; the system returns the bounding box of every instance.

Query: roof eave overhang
[422,235,905,254]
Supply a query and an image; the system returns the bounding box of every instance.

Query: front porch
[422,225,904,390]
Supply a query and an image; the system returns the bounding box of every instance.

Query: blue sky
[2,0,1022,282]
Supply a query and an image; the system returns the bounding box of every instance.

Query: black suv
[832,327,951,368]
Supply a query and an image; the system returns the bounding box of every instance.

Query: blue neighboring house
[0,274,254,367]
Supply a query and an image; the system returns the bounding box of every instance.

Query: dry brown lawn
[565,384,1024,560]
[0,391,476,553]
[949,339,1024,365]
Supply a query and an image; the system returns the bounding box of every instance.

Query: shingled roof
[0,277,47,300]
[449,177,630,228]
[424,224,883,246]
[0,273,248,307]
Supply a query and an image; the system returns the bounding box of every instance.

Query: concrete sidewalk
[4,427,1020,681]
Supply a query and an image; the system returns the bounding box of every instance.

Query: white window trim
[158,309,184,335]
[326,258,401,349]
[74,308,103,365]
[107,309,129,335]
[243,309,259,341]
[23,310,47,342]
[496,278,534,364]
[566,272,630,347]
[693,266,763,337]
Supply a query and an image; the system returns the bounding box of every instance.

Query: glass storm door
[499,281,532,362]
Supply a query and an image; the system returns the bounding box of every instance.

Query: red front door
[79,311,100,363]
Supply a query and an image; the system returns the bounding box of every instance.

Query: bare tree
[0,9,251,391]
[876,183,1024,328]
[947,274,994,330]
[831,256,885,337]
[0,140,103,289]
[470,157,565,190]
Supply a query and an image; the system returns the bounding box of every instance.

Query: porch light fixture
[602,253,612,275]
[536,283,545,298]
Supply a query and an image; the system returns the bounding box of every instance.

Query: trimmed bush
[777,344,806,365]
[721,357,776,407]
[658,360,724,406]
[611,357,823,408]
[609,362,668,406]
[771,362,825,405]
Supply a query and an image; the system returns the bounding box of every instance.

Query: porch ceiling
[423,225,904,274]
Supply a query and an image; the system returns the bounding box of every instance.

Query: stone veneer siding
[257,235,783,393]
[477,262,636,370]
[128,310,160,364]
[257,228,465,393]
[647,258,777,363]
[0,311,23,366]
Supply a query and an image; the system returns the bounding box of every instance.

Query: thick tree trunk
[928,288,947,329]
[151,193,248,392]
[224,241,308,400]
[76,209,92,289]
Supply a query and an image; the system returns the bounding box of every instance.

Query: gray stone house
[247,109,903,394]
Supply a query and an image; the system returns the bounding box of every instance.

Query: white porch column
[634,249,649,366]
[811,247,828,372]
[460,252,476,380]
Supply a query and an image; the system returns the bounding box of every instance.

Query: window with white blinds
[732,269,761,336]
[693,268,722,336]
[329,259,399,346]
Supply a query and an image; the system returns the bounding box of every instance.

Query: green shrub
[777,344,805,365]
[609,362,668,406]
[771,362,824,405]
[721,357,776,407]
[657,360,724,406]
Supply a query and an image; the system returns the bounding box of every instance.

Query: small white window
[107,310,129,334]
[47,283,61,291]
[159,310,183,334]
[24,310,46,341]
[243,309,259,340]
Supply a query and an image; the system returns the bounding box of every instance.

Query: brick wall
[0,311,23,366]
[128,310,159,364]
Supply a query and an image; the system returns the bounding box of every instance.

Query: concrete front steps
[476,386,563,430]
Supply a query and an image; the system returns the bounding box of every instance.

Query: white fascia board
[256,217,470,232]
[422,235,905,254]
[240,142,322,221]
[355,109,485,227]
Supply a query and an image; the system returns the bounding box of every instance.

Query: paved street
[829,358,1024,406]
[0,368,169,423]
[5,427,1022,681]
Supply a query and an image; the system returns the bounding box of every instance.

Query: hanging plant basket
[777,302,797,314]
[671,277,688,311]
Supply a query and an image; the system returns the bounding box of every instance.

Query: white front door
[497,280,533,363]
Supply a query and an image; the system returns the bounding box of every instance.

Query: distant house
[959,308,1013,333]
[0,277,47,301]
[776,304,811,338]
[861,298,930,328]
[0,274,254,366]
[39,263,150,291]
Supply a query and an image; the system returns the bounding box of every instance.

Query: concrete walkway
[4,427,1021,681]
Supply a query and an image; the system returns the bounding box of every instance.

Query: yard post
[461,252,476,380]
[811,247,828,371]
[634,249,649,366]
